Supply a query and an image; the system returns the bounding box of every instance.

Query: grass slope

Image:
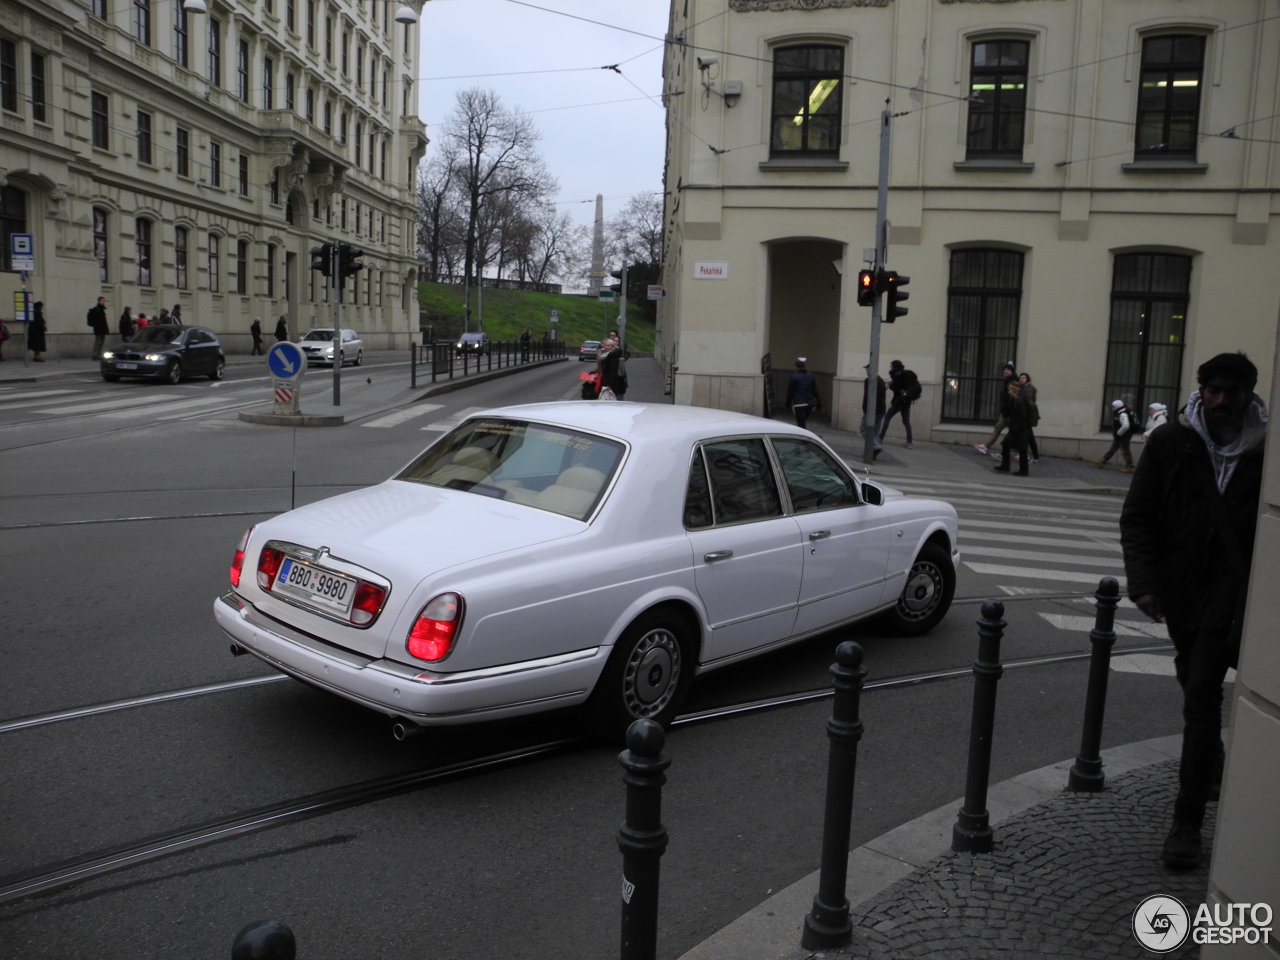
[416,282,655,351]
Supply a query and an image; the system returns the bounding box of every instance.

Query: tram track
[0,640,1171,908]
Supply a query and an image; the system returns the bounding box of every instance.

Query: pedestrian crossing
[883,474,1172,652]
[0,382,258,421]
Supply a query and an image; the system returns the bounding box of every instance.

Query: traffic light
[337,244,364,289]
[608,269,623,297]
[310,242,333,278]
[857,269,877,307]
[884,270,910,322]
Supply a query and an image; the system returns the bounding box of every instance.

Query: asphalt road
[0,362,1181,959]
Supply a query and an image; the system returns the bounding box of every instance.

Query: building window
[136,110,152,164]
[341,30,349,76]
[29,51,45,122]
[0,39,16,113]
[941,248,1024,424]
[340,110,348,145]
[323,100,332,135]
[208,17,222,87]
[286,0,296,32]
[208,233,220,292]
[263,56,274,109]
[266,242,277,298]
[209,140,221,187]
[94,207,109,282]
[175,226,189,289]
[381,67,388,109]
[355,42,363,86]
[176,126,190,176]
[239,154,249,196]
[355,120,363,166]
[269,169,280,205]
[1,185,28,272]
[306,87,315,122]
[285,71,295,111]
[966,39,1028,159]
[92,91,109,149]
[91,0,107,18]
[770,44,842,157]
[1102,253,1190,426]
[237,39,250,102]
[235,239,248,294]
[306,0,315,47]
[136,217,153,286]
[325,13,333,62]
[173,7,189,68]
[133,0,151,46]
[1135,34,1205,160]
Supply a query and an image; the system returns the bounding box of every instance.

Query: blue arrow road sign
[267,341,306,380]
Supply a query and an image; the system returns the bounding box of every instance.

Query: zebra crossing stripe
[965,561,1126,587]
[363,403,444,428]
[38,394,187,415]
[962,545,1121,566]
[1037,612,1168,640]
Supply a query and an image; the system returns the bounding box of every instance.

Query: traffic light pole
[861,106,892,465]
[331,239,342,407]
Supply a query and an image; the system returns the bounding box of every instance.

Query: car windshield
[302,330,335,342]
[396,418,625,521]
[459,334,483,342]
[133,326,182,345]
[582,341,600,349]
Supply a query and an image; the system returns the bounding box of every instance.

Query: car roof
[466,401,814,447]
[459,332,486,338]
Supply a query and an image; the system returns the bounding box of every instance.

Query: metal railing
[410,337,567,387]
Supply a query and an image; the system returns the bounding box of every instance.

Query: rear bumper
[213,591,606,726]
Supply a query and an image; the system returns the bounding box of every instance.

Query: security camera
[696,56,718,70]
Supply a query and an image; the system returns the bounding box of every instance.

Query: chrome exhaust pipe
[391,719,427,742]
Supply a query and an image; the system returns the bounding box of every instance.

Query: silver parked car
[214,403,959,740]
[299,328,363,366]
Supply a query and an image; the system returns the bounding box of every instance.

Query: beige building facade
[0,0,426,355]
[657,0,1280,457]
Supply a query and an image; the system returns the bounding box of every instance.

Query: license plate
[274,556,357,617]
[117,363,138,370]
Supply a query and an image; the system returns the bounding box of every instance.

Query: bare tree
[444,88,545,329]
[417,144,467,282]
[608,191,664,266]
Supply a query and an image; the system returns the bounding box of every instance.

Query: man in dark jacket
[993,379,1032,476]
[87,296,109,359]
[878,359,918,447]
[1120,352,1266,870]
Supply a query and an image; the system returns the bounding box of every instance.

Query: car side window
[772,438,859,513]
[684,450,713,529]
[701,439,783,525]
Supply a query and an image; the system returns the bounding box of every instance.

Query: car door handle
[703,550,734,562]
[808,530,831,541]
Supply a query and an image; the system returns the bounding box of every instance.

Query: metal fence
[410,338,567,387]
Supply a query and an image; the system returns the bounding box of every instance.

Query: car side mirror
[861,482,884,506]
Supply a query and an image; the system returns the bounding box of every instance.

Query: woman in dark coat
[994,380,1032,476]
[29,301,49,361]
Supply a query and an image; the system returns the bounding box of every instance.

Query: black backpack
[900,370,922,402]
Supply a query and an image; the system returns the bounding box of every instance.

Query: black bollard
[801,641,867,951]
[1068,577,1121,791]
[952,600,1006,854]
[231,919,296,960]
[617,719,671,960]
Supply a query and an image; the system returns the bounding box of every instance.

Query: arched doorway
[765,239,843,421]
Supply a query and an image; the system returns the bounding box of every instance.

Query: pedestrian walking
[862,364,886,459]
[250,317,264,355]
[1144,402,1169,438]
[1095,399,1137,471]
[785,357,821,428]
[119,306,137,341]
[29,300,48,362]
[596,337,628,400]
[86,296,109,359]
[274,315,289,342]
[1017,372,1041,462]
[878,359,920,447]
[993,379,1032,476]
[170,304,183,326]
[1120,352,1266,869]
[974,361,1018,454]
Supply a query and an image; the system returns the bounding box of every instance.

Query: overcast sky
[417,0,670,232]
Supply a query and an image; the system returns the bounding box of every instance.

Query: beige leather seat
[533,465,607,517]
[431,445,499,486]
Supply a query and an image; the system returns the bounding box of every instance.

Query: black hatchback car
[455,332,491,355]
[102,325,225,383]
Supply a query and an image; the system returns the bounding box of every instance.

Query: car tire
[881,541,955,636]
[586,607,695,741]
[353,350,362,366]
[102,373,120,382]
[166,360,183,385]
[210,357,225,380]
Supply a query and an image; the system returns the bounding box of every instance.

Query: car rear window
[396,418,625,521]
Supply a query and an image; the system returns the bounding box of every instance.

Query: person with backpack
[1095,398,1137,472]
[86,296,109,359]
[784,356,821,427]
[879,359,920,447]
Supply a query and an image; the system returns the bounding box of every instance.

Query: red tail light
[351,581,388,626]
[230,527,253,587]
[406,592,462,662]
[257,546,284,590]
